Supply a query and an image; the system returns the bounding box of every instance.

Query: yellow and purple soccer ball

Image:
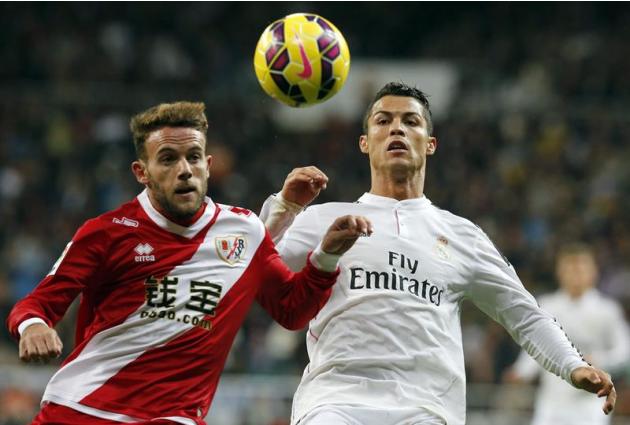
[254,13,351,107]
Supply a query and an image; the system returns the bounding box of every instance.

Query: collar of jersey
[137,189,217,239]
[358,192,432,209]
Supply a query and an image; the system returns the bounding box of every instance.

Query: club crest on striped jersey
[215,235,247,265]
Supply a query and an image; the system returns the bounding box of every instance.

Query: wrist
[310,242,341,272]
[275,193,306,211]
[18,318,48,336]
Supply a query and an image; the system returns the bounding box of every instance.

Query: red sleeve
[255,232,339,330]
[6,218,108,340]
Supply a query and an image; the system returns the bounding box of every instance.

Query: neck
[147,191,207,227]
[369,166,425,201]
[165,203,207,227]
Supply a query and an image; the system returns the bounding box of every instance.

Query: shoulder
[217,203,264,229]
[88,198,144,238]
[303,201,365,218]
[429,204,483,241]
[592,290,625,311]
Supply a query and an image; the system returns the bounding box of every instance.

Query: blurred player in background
[505,243,630,425]
[260,82,617,425]
[6,101,371,425]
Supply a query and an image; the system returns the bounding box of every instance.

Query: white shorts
[295,404,446,425]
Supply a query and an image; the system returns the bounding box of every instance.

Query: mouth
[174,186,197,196]
[387,140,408,152]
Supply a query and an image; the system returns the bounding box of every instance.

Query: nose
[389,118,405,136]
[177,158,193,180]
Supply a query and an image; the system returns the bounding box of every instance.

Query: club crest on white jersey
[215,235,247,265]
[134,242,155,262]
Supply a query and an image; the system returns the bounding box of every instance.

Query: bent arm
[255,233,339,330]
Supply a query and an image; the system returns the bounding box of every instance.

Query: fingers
[572,366,616,414]
[280,166,329,206]
[333,215,373,237]
[321,215,373,255]
[19,328,63,363]
[603,385,617,415]
[286,166,328,190]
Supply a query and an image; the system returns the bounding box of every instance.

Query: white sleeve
[18,317,48,335]
[467,229,588,387]
[590,301,630,373]
[259,194,304,245]
[275,205,323,272]
[511,348,542,381]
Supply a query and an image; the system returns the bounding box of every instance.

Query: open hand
[571,366,616,414]
[19,323,63,363]
[280,166,328,207]
[321,215,373,255]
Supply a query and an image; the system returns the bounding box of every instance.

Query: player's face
[132,127,212,220]
[359,96,436,175]
[556,253,598,298]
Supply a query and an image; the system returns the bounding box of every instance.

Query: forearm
[257,250,340,330]
[502,302,588,386]
[259,194,303,244]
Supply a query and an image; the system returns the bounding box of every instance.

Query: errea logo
[134,243,155,262]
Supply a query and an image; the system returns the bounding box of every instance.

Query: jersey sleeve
[259,194,304,245]
[6,218,109,340]
[466,229,588,386]
[273,205,323,272]
[255,231,339,330]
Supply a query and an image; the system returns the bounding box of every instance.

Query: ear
[206,155,213,171]
[359,135,369,154]
[426,137,438,156]
[131,160,150,185]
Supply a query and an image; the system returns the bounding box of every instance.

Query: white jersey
[261,192,588,425]
[512,289,630,425]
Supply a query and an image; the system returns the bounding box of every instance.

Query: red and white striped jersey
[7,189,339,425]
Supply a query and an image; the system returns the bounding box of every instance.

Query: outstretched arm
[468,229,616,414]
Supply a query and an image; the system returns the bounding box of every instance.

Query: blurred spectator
[504,243,630,425]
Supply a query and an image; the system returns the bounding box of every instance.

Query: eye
[405,119,420,126]
[188,153,202,163]
[159,155,175,164]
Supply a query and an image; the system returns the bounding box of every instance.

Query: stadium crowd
[1,3,629,424]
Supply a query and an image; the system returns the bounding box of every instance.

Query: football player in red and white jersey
[7,101,372,425]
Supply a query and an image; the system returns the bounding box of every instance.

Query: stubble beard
[148,179,207,222]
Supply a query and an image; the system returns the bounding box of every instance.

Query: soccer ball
[253,13,351,107]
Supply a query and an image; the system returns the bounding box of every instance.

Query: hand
[571,366,616,414]
[321,215,373,255]
[280,166,328,207]
[19,323,63,363]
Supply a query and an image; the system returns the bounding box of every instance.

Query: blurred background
[1,2,629,424]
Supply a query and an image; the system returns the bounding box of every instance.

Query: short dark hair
[130,101,209,159]
[362,82,433,135]
[557,243,595,260]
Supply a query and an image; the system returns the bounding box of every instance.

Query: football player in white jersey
[260,82,617,425]
[505,243,630,425]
